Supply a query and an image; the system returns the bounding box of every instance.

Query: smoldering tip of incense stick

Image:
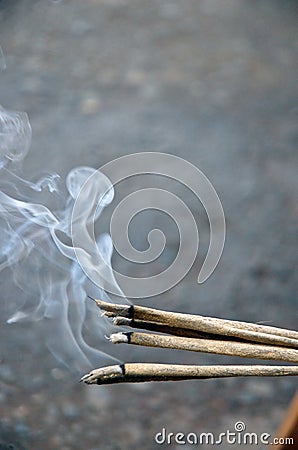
[113,317,132,326]
[94,299,131,318]
[80,364,124,384]
[109,332,130,344]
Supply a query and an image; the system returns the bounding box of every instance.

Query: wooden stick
[81,363,298,385]
[110,332,298,363]
[95,299,298,348]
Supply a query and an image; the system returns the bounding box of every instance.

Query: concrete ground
[0,0,297,449]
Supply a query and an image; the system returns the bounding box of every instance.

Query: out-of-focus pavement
[0,0,297,449]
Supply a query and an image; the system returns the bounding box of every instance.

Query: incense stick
[81,363,298,385]
[95,299,298,348]
[110,332,298,363]
[113,317,242,341]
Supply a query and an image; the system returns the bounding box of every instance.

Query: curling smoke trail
[0,105,122,373]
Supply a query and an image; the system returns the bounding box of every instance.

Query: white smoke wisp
[0,45,6,71]
[0,105,124,374]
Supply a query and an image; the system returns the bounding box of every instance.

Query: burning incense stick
[81,299,298,386]
[113,317,238,340]
[110,332,298,363]
[95,299,298,348]
[81,363,298,385]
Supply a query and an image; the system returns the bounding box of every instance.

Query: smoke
[0,45,6,71]
[0,105,123,374]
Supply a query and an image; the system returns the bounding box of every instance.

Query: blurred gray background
[0,0,297,449]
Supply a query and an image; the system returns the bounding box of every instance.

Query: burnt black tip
[123,332,132,344]
[129,305,134,318]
